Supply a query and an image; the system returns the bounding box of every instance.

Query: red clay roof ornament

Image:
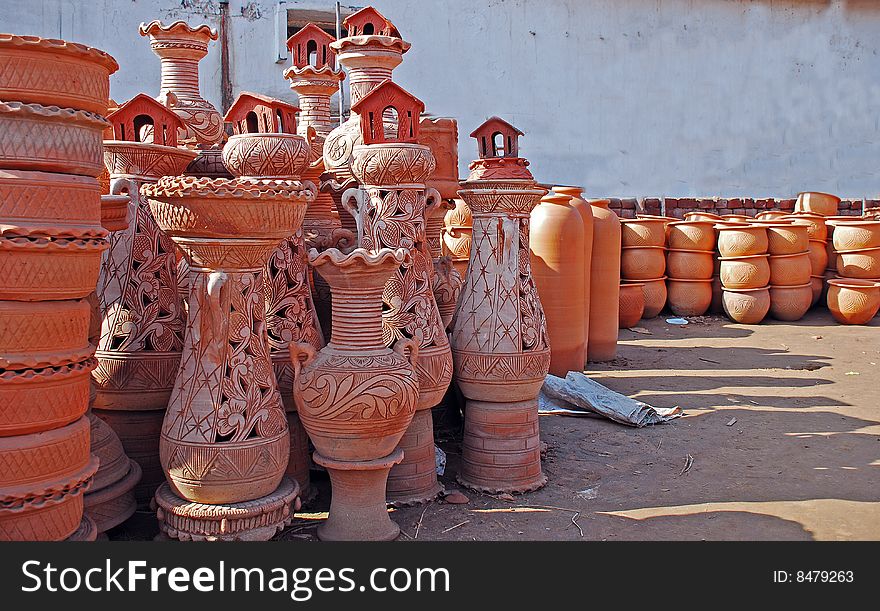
[287,23,337,71]
[351,79,424,145]
[106,93,186,147]
[343,6,401,38]
[224,91,299,135]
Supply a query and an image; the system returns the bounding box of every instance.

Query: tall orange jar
[554,186,593,361]
[587,198,621,362]
[531,194,586,376]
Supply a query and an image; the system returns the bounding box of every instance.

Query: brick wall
[606,197,869,219]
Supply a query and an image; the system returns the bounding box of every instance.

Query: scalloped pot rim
[308,246,409,268]
[138,20,218,40]
[0,33,118,72]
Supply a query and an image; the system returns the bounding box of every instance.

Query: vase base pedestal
[387,409,444,506]
[315,449,403,541]
[457,399,547,494]
[84,459,141,535]
[154,478,301,542]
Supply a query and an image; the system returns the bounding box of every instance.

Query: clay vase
[621,246,666,280]
[667,221,715,251]
[769,252,812,286]
[684,212,723,222]
[554,186,594,361]
[719,254,771,289]
[722,287,771,324]
[530,194,586,376]
[795,192,840,216]
[623,277,667,318]
[765,223,810,256]
[769,283,813,321]
[716,224,768,257]
[586,199,621,360]
[440,198,473,278]
[291,247,418,540]
[618,283,645,328]
[830,220,880,251]
[620,217,666,247]
[666,249,714,280]
[666,278,712,317]
[827,278,880,324]
[346,142,452,505]
[836,247,880,279]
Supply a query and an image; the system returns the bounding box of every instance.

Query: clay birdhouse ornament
[344,6,401,37]
[106,93,186,147]
[223,91,299,135]
[287,23,337,71]
[351,79,424,145]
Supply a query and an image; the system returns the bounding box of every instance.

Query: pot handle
[289,342,317,412]
[424,188,446,215]
[393,337,420,369]
[341,186,364,242]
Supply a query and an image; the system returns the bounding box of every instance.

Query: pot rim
[718,253,770,261]
[808,239,827,244]
[768,252,811,260]
[667,220,716,227]
[666,247,715,254]
[622,276,667,284]
[835,246,880,255]
[721,286,770,293]
[684,212,723,219]
[621,245,667,251]
[797,191,842,202]
[666,277,713,283]
[619,282,645,288]
[826,219,880,228]
[620,218,668,226]
[714,223,764,230]
[769,282,813,290]
[827,278,880,289]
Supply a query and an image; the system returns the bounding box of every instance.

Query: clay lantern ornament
[451,117,550,494]
[342,80,453,505]
[221,91,322,504]
[95,93,196,507]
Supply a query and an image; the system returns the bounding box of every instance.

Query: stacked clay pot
[762,221,812,321]
[782,213,828,307]
[716,223,771,323]
[0,34,119,540]
[618,283,644,328]
[825,219,880,323]
[665,220,715,316]
[620,217,667,318]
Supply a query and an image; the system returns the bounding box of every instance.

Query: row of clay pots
[664,219,715,316]
[620,218,666,321]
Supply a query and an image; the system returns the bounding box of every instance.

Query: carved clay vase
[768,283,813,321]
[719,254,771,289]
[722,286,771,324]
[621,246,666,280]
[666,278,712,316]
[554,186,594,361]
[530,194,586,376]
[345,142,452,505]
[620,218,666,247]
[769,252,812,286]
[666,249,714,280]
[587,199,621,361]
[618,283,645,328]
[795,191,840,216]
[291,247,418,540]
[830,220,880,251]
[667,220,715,252]
[623,277,667,319]
[827,278,880,324]
[441,198,473,278]
[716,224,768,258]
[836,247,880,279]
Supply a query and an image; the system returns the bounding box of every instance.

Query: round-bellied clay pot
[623,277,667,319]
[719,254,771,289]
[620,217,667,247]
[716,224,768,257]
[618,283,644,328]
[830,220,880,251]
[769,283,813,321]
[783,213,827,242]
[684,212,722,222]
[666,220,715,251]
[765,223,810,255]
[756,211,788,221]
[0,235,108,301]
[666,249,714,280]
[722,287,771,324]
[810,275,824,307]
[769,252,812,286]
[621,245,666,280]
[795,192,840,216]
[666,278,712,316]
[826,278,880,324]
[222,133,311,179]
[0,170,102,237]
[554,186,594,361]
[808,240,829,275]
[587,198,621,361]
[836,247,880,279]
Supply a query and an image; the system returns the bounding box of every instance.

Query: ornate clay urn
[142,174,313,540]
[95,94,196,507]
[222,91,321,504]
[291,248,419,540]
[451,117,550,494]
[553,186,593,361]
[587,198,621,360]
[343,80,452,505]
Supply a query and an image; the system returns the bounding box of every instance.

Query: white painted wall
[3,0,879,197]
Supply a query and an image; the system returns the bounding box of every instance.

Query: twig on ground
[414,503,430,539]
[441,520,469,534]
[569,512,584,537]
[678,453,694,476]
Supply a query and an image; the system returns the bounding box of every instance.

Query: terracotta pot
[222,133,311,179]
[783,213,827,242]
[836,247,880,279]
[620,217,667,247]
[0,299,92,370]
[554,186,594,360]
[755,211,788,221]
[0,235,108,301]
[722,287,771,324]
[795,191,840,216]
[827,278,880,324]
[710,275,725,314]
[623,277,667,318]
[666,249,714,280]
[92,408,163,506]
[719,254,771,289]
[99,194,130,233]
[716,224,768,257]
[621,245,666,280]
[769,252,812,286]
[618,283,644,328]
[829,220,880,251]
[666,220,715,251]
[722,214,750,222]
[432,257,463,330]
[587,199,621,361]
[0,102,108,177]
[810,275,824,307]
[0,34,118,114]
[531,194,586,376]
[441,198,473,277]
[0,170,102,237]
[764,223,810,255]
[769,283,813,321]
[747,218,792,226]
[808,240,829,275]
[667,278,712,316]
[684,212,723,222]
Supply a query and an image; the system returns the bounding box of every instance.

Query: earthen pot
[795,192,840,216]
[722,214,750,222]
[623,277,667,319]
[764,223,810,255]
[810,275,824,307]
[769,252,812,286]
[587,199,621,361]
[747,218,792,226]
[722,287,771,324]
[666,220,716,251]
[719,254,771,289]
[826,278,880,324]
[554,186,594,360]
[636,214,676,229]
[666,249,714,280]
[716,224,768,257]
[836,247,880,279]
[808,240,829,275]
[621,245,666,280]
[666,278,712,316]
[222,133,311,179]
[618,283,645,328]
[769,283,813,321]
[684,212,723,222]
[755,211,788,221]
[0,299,92,370]
[783,213,827,242]
[829,220,880,251]
[0,170,102,237]
[620,218,667,247]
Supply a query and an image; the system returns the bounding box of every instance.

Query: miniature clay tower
[291,248,418,540]
[451,117,550,494]
[222,91,321,504]
[95,94,196,508]
[322,6,410,235]
[143,168,313,540]
[344,80,452,505]
[0,34,119,540]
